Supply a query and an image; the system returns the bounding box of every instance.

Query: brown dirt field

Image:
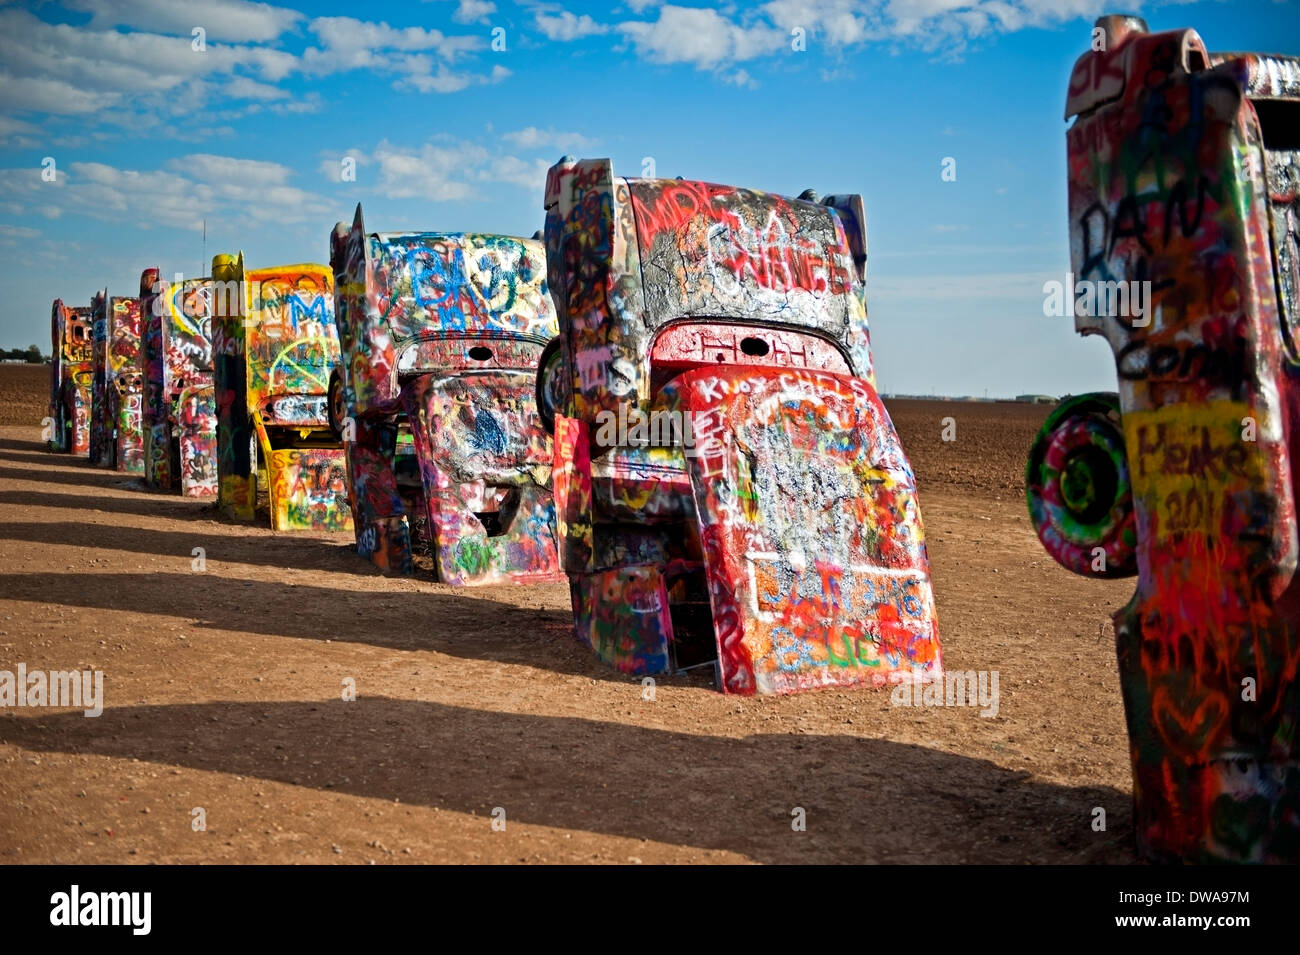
[0,365,1137,864]
[0,364,49,427]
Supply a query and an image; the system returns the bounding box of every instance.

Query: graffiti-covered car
[48,299,93,455]
[1026,15,1300,863]
[211,253,351,532]
[88,291,110,467]
[106,294,144,475]
[541,157,942,695]
[89,289,143,471]
[328,204,563,583]
[140,268,218,497]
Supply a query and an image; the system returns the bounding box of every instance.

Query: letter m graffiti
[286,293,328,327]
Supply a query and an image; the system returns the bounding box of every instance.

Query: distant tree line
[0,345,49,363]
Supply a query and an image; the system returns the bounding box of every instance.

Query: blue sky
[1,0,1296,396]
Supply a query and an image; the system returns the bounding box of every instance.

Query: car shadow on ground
[1,698,1136,864]
[0,519,356,568]
[0,461,141,490]
[0,489,229,524]
[0,569,643,684]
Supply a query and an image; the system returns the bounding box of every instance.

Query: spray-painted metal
[140,268,217,497]
[48,299,93,455]
[328,204,563,583]
[88,291,110,467]
[211,253,351,532]
[1027,15,1300,862]
[103,295,144,474]
[87,289,144,472]
[542,158,941,694]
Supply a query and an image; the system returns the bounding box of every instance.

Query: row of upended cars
[44,17,1300,862]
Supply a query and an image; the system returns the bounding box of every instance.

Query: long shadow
[0,699,1136,864]
[0,435,55,454]
[0,520,354,568]
[0,570,607,679]
[0,463,149,490]
[0,449,81,467]
[0,436,106,470]
[0,490,221,524]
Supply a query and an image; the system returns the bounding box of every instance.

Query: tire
[534,336,565,435]
[1026,392,1137,578]
[327,368,348,440]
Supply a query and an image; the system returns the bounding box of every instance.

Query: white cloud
[485,154,554,191]
[0,154,335,233]
[452,0,498,23]
[300,16,505,94]
[168,153,292,187]
[64,0,303,43]
[0,224,41,241]
[224,76,289,100]
[0,7,302,127]
[0,6,506,134]
[0,116,39,137]
[317,148,373,183]
[762,0,882,45]
[502,126,595,153]
[370,141,482,201]
[724,68,758,88]
[612,0,1112,68]
[348,138,554,200]
[535,11,609,41]
[0,74,118,115]
[304,16,482,68]
[618,6,786,68]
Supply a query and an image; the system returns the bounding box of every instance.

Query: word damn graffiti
[1043,273,1152,326]
[0,664,103,717]
[890,669,999,717]
[50,885,151,935]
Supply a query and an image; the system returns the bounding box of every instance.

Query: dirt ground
[0,363,1138,863]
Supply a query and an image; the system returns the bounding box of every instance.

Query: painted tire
[1026,392,1137,578]
[534,337,565,435]
[327,368,347,439]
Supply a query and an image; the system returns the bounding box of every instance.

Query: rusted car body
[1027,15,1300,862]
[48,299,93,455]
[328,204,562,583]
[211,253,351,531]
[542,157,942,695]
[141,269,218,497]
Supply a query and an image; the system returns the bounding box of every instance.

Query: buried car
[1026,16,1300,863]
[328,204,562,583]
[88,289,146,471]
[540,157,942,695]
[48,299,93,455]
[211,253,351,532]
[141,268,218,497]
